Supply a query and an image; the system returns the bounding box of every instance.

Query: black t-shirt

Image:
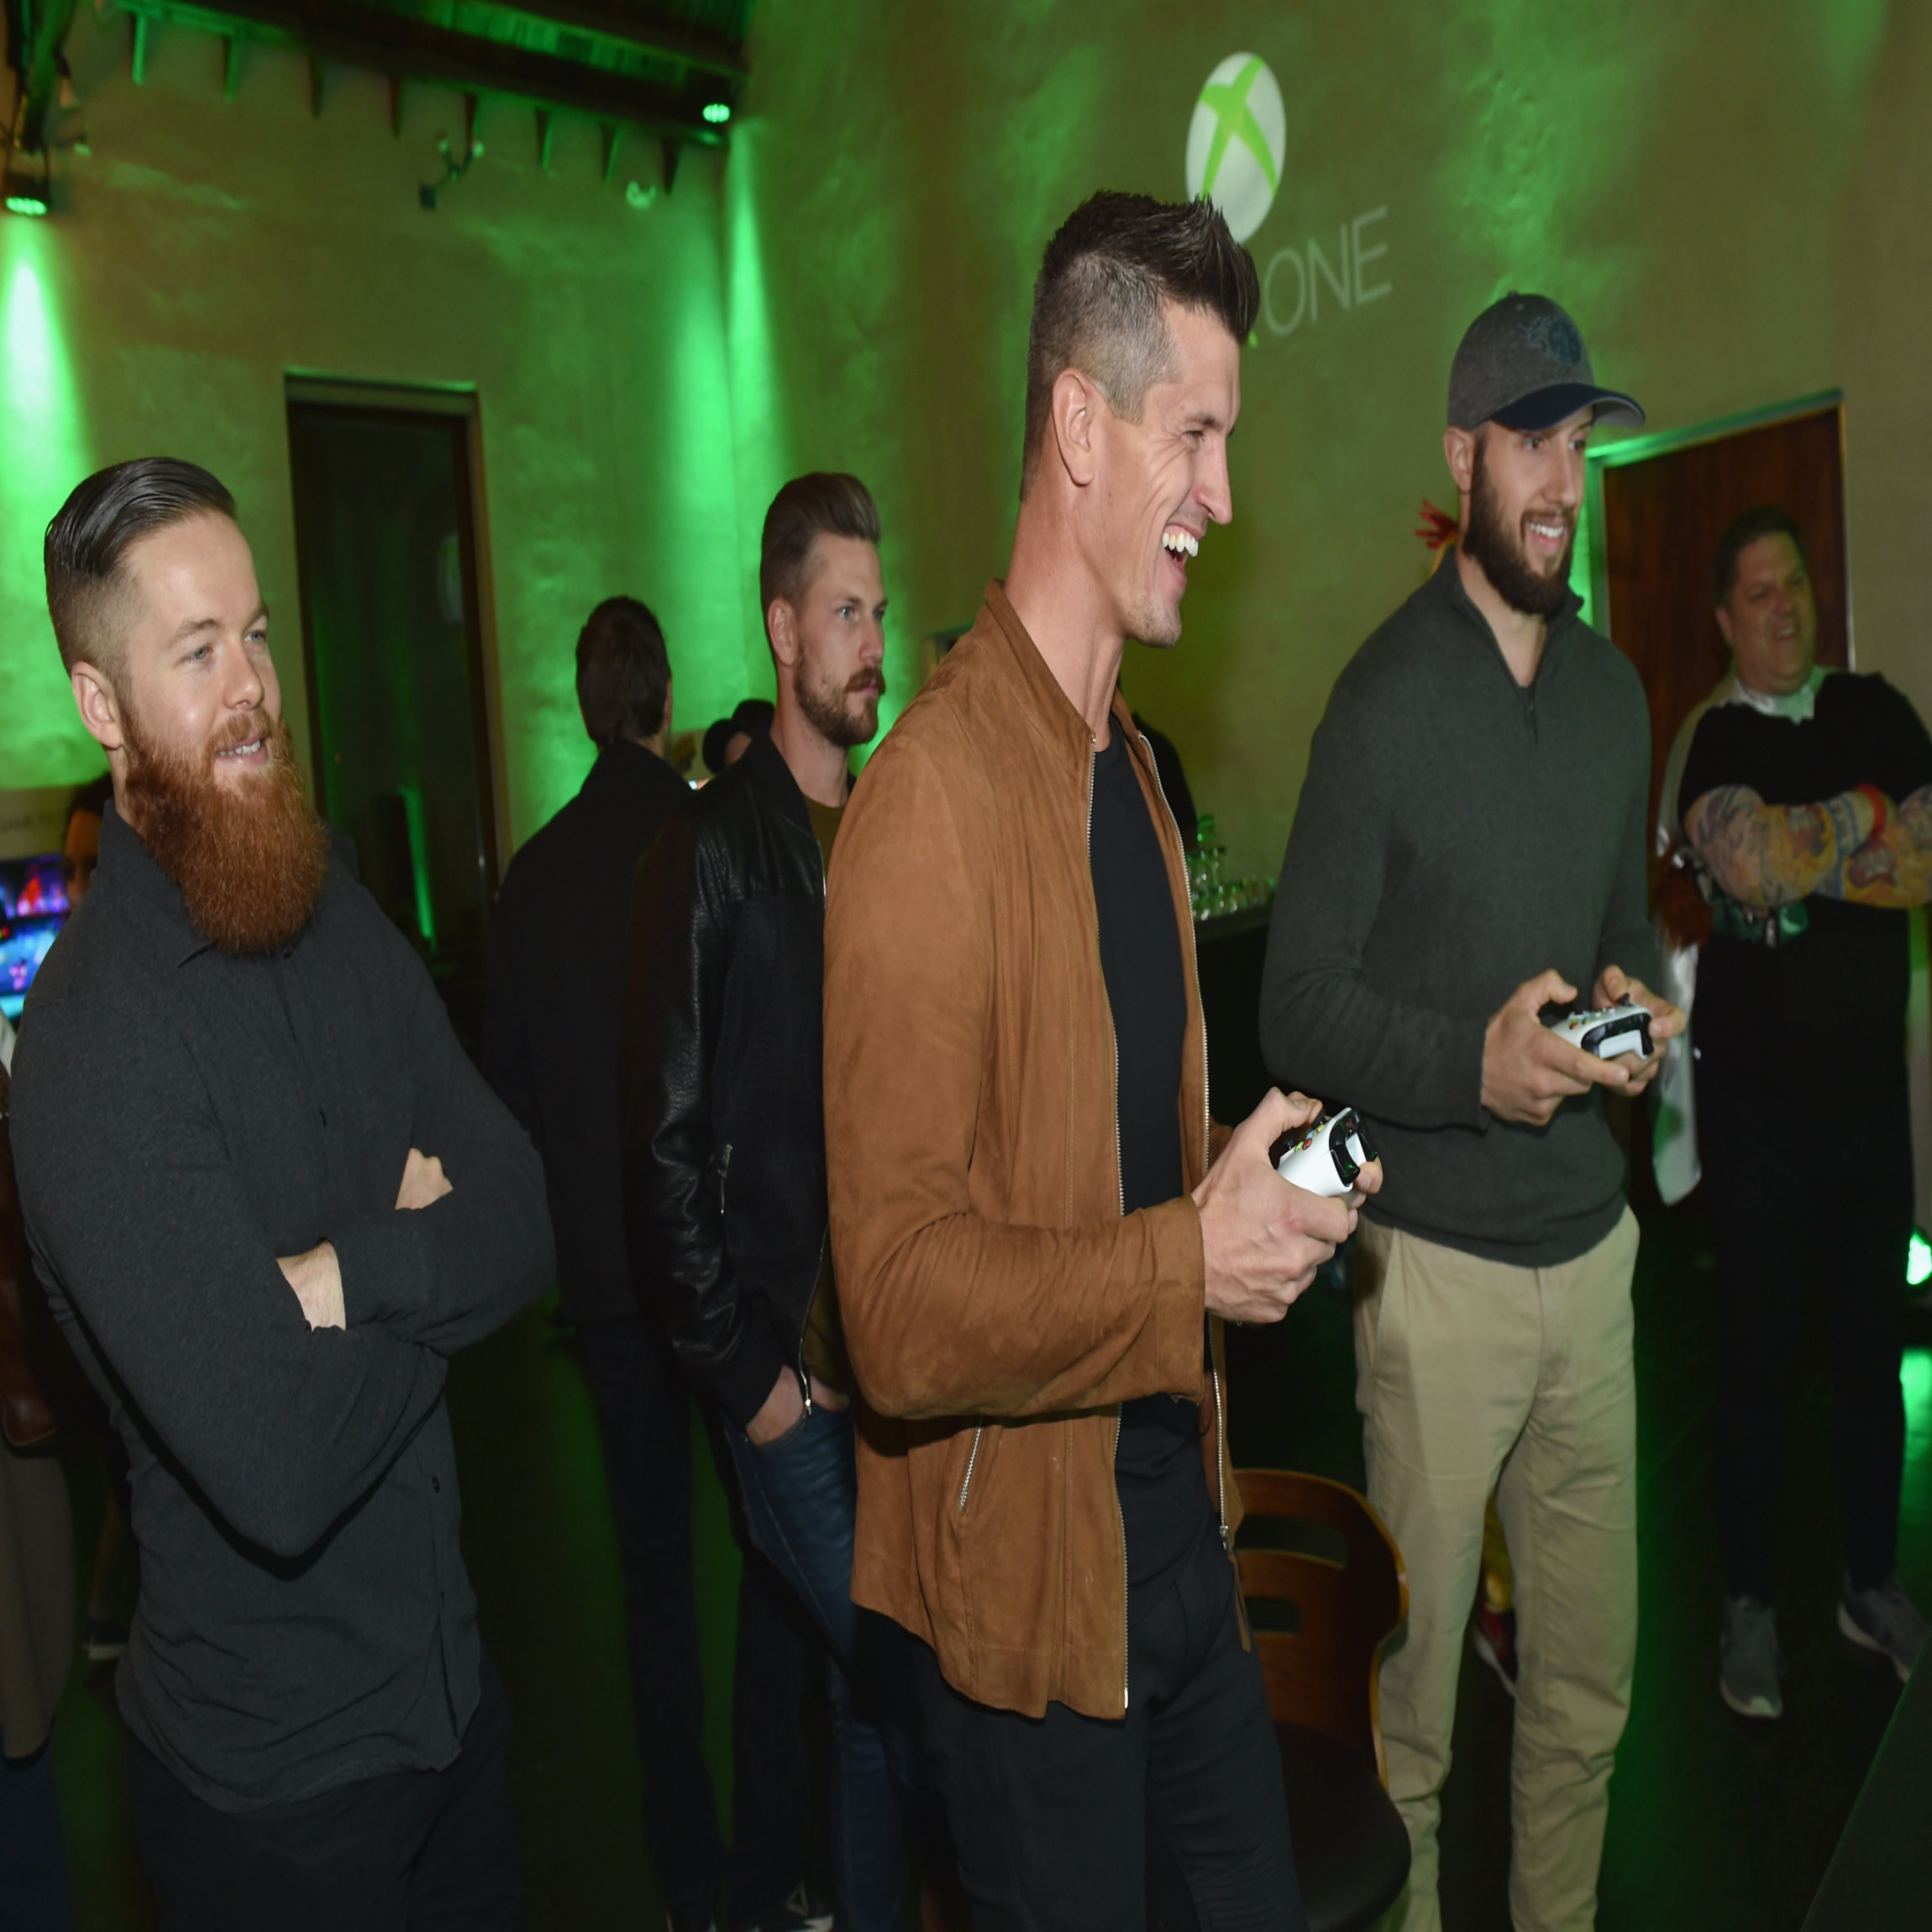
[1088,730,1212,1595]
[1678,672,1932,1081]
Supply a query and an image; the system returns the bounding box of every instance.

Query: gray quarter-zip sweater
[1260,557,1657,1268]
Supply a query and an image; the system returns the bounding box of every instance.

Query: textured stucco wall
[4,0,1929,882]
[0,5,758,849]
[730,0,1929,879]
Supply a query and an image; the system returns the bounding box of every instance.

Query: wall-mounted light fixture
[419,132,483,210]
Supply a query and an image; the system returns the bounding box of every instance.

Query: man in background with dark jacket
[482,598,815,1932]
[1262,297,1681,1932]
[624,475,910,1932]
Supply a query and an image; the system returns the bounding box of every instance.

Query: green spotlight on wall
[1909,1230,1931,1289]
[702,102,731,124]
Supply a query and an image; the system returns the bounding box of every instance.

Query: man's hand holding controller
[1195,1087,1383,1326]
[276,1146,454,1331]
[1481,966,1686,1129]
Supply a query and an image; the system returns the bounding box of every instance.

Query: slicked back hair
[1021,192,1260,497]
[576,596,671,747]
[760,473,881,620]
[1712,504,1809,609]
[45,458,239,681]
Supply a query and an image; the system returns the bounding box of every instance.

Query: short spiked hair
[1021,192,1259,495]
[45,458,239,680]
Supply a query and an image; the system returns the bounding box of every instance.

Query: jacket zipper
[1089,741,1132,1713]
[1138,729,1230,1555]
[958,1425,984,1511]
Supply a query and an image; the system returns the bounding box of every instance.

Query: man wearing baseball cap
[1261,294,1683,1929]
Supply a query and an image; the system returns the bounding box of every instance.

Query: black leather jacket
[621,732,833,1429]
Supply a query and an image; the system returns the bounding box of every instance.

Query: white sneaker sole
[1837,1603,1917,1683]
[1719,1675,1782,1720]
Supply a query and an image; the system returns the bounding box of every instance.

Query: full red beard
[120,707,330,955]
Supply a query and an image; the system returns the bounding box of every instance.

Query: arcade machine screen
[0,855,71,1021]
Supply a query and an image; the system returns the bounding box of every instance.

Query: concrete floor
[45,1203,1932,1929]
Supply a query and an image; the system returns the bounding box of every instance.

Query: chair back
[1233,1468,1408,1784]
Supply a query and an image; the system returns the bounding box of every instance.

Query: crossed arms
[1683,784,1932,911]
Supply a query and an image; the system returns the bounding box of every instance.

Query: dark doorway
[286,380,500,1049]
[1588,396,1849,833]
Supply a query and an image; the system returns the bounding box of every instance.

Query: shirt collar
[94,801,216,967]
[1725,663,1828,722]
[1429,543,1583,667]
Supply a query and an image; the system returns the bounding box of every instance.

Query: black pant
[578,1312,813,1925]
[125,1652,521,1932]
[915,1516,1305,1932]
[1698,1053,1913,1600]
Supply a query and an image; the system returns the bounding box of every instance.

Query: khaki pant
[1355,1209,1639,1932]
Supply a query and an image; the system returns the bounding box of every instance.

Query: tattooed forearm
[1835,784,1932,908]
[1684,785,1872,908]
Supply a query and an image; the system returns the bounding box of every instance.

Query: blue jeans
[727,1401,914,1932]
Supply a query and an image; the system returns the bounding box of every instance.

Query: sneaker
[1472,1600,1518,1698]
[1720,1595,1783,1719]
[82,1615,129,1662]
[1838,1574,1927,1683]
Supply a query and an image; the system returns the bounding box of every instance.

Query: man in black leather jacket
[483,598,816,1932]
[623,474,913,1932]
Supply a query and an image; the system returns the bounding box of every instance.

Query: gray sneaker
[1839,1574,1927,1683]
[1720,1595,1783,1719]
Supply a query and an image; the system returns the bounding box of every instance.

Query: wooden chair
[1147,1469,1412,1932]
[1239,1468,1411,1932]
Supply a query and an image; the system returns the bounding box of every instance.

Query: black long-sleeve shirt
[9,805,553,1811]
[1261,560,1658,1268]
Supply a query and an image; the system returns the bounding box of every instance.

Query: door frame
[1582,387,1851,664]
[282,374,511,907]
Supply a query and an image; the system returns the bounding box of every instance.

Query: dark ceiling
[5,0,752,185]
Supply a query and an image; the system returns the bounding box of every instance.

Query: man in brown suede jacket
[825,193,1377,1931]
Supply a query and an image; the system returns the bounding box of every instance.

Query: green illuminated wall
[0,6,765,843]
[4,1,1931,880]
[727,0,1932,878]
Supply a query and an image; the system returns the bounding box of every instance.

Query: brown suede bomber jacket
[824,582,1239,1724]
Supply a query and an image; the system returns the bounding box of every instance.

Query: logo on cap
[1185,54,1286,244]
[1519,310,1583,367]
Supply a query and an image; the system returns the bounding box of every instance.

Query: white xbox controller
[1273,1107,1378,1199]
[1549,1003,1652,1060]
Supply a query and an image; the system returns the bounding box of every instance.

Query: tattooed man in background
[1665,503,1932,1720]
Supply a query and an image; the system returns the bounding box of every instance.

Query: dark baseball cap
[701,697,774,775]
[1447,293,1644,433]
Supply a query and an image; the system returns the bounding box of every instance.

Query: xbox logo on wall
[1185,54,1286,244]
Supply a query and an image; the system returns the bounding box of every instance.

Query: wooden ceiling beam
[116,0,732,145]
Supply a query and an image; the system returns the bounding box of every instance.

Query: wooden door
[1594,402,1849,833]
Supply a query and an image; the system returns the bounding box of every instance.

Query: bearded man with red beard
[8,459,553,1931]
[1262,297,1684,1932]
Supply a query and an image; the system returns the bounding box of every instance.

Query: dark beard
[121,710,330,955]
[796,659,885,751]
[1461,443,1575,619]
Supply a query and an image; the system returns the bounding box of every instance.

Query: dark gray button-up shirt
[10,806,553,1811]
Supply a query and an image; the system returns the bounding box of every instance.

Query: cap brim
[1491,382,1645,432]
